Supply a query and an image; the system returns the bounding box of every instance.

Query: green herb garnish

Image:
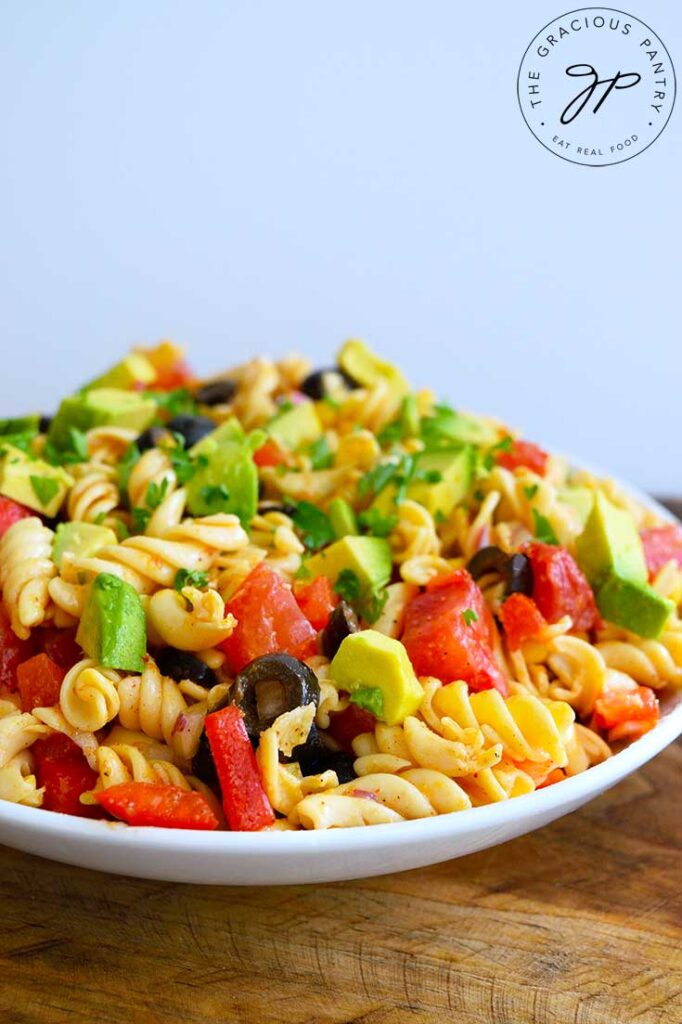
[532,509,559,545]
[358,508,398,538]
[462,608,479,626]
[145,477,170,510]
[292,501,335,551]
[524,484,539,500]
[131,506,152,532]
[118,442,141,494]
[199,484,230,508]
[29,475,60,508]
[308,436,334,470]
[334,569,361,603]
[174,568,209,592]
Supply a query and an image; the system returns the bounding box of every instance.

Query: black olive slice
[321,601,359,660]
[257,500,298,517]
[467,545,533,598]
[39,415,53,433]
[506,553,533,596]
[232,653,320,744]
[300,367,358,401]
[155,648,217,688]
[467,545,509,581]
[166,414,216,448]
[194,378,237,406]
[136,425,170,452]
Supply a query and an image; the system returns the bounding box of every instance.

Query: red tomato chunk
[640,524,682,577]
[525,542,599,632]
[220,563,317,673]
[0,607,37,692]
[401,569,508,695]
[17,654,65,712]
[499,593,547,651]
[95,782,219,830]
[33,738,102,818]
[496,440,548,476]
[0,496,33,538]
[40,627,83,670]
[594,684,659,742]
[294,576,339,631]
[326,704,377,753]
[253,438,290,468]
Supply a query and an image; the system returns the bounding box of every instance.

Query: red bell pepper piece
[294,575,339,631]
[94,782,219,829]
[326,704,377,753]
[16,653,65,712]
[0,606,37,692]
[253,438,291,468]
[640,524,682,577]
[39,627,83,670]
[496,440,548,476]
[220,563,317,674]
[524,542,599,632]
[401,569,509,694]
[37,756,103,818]
[0,496,33,538]
[204,705,275,831]
[499,593,548,651]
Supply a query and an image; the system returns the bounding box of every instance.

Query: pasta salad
[0,339,680,831]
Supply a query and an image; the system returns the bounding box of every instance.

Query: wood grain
[1,738,680,1024]
[1,500,680,1024]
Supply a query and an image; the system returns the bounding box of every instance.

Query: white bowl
[0,480,680,885]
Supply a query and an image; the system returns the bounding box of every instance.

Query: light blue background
[1,1,679,491]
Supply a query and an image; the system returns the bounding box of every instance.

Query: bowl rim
[1,467,680,856]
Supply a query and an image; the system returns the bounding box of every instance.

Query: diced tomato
[204,706,275,831]
[33,734,81,762]
[594,683,659,742]
[153,360,193,391]
[16,654,65,712]
[39,627,83,670]
[37,756,102,818]
[0,496,33,538]
[94,782,219,830]
[253,438,290,468]
[538,768,566,789]
[513,758,557,787]
[499,593,548,651]
[326,704,377,753]
[0,607,37,693]
[496,440,548,476]
[294,576,339,631]
[401,569,509,695]
[640,524,682,577]
[220,563,317,674]
[524,542,599,632]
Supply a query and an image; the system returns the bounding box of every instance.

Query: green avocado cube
[337,339,409,398]
[190,416,247,456]
[559,486,594,528]
[575,493,648,590]
[304,536,392,594]
[267,402,322,450]
[330,630,423,726]
[185,442,258,525]
[596,576,674,639]
[48,388,157,451]
[0,446,73,517]
[328,497,358,539]
[77,572,146,672]
[53,522,118,567]
[85,352,157,391]
[372,447,473,520]
[0,414,40,438]
[420,407,499,448]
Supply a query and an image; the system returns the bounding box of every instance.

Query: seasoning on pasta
[0,338,679,830]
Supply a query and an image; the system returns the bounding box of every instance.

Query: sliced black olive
[467,545,533,597]
[39,415,52,433]
[300,367,358,401]
[136,425,169,452]
[321,601,359,660]
[191,732,217,788]
[257,500,298,517]
[232,653,320,744]
[166,414,216,448]
[294,736,356,783]
[194,378,237,406]
[155,648,217,688]
[506,553,533,596]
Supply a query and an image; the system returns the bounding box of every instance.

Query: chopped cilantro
[349,687,384,719]
[131,506,151,532]
[420,469,442,484]
[145,477,170,510]
[357,459,401,499]
[462,608,479,626]
[162,434,201,484]
[112,518,130,540]
[308,436,334,470]
[118,442,141,494]
[524,484,539,500]
[334,569,361,603]
[294,560,312,581]
[174,568,209,593]
[473,488,485,503]
[200,484,230,508]
[377,395,420,445]
[93,511,107,525]
[144,388,198,419]
[532,509,559,545]
[43,426,89,467]
[358,508,398,538]
[292,501,335,551]
[361,586,389,624]
[29,475,60,508]
[434,509,447,525]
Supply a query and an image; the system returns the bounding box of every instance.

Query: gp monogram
[517,7,675,166]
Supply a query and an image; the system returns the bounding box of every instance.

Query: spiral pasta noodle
[116,658,188,750]
[0,518,56,638]
[59,659,121,732]
[67,463,122,526]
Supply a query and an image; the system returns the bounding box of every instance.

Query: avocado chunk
[337,339,409,397]
[329,630,424,726]
[53,522,117,567]
[267,402,322,450]
[421,407,499,448]
[304,536,392,596]
[190,416,247,455]
[185,442,258,525]
[0,445,73,517]
[596,576,673,639]
[48,388,157,451]
[77,572,146,672]
[559,486,594,528]
[0,414,40,438]
[575,493,647,590]
[328,497,358,538]
[85,353,157,391]
[372,447,473,520]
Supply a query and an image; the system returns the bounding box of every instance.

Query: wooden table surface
[2,502,681,1024]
